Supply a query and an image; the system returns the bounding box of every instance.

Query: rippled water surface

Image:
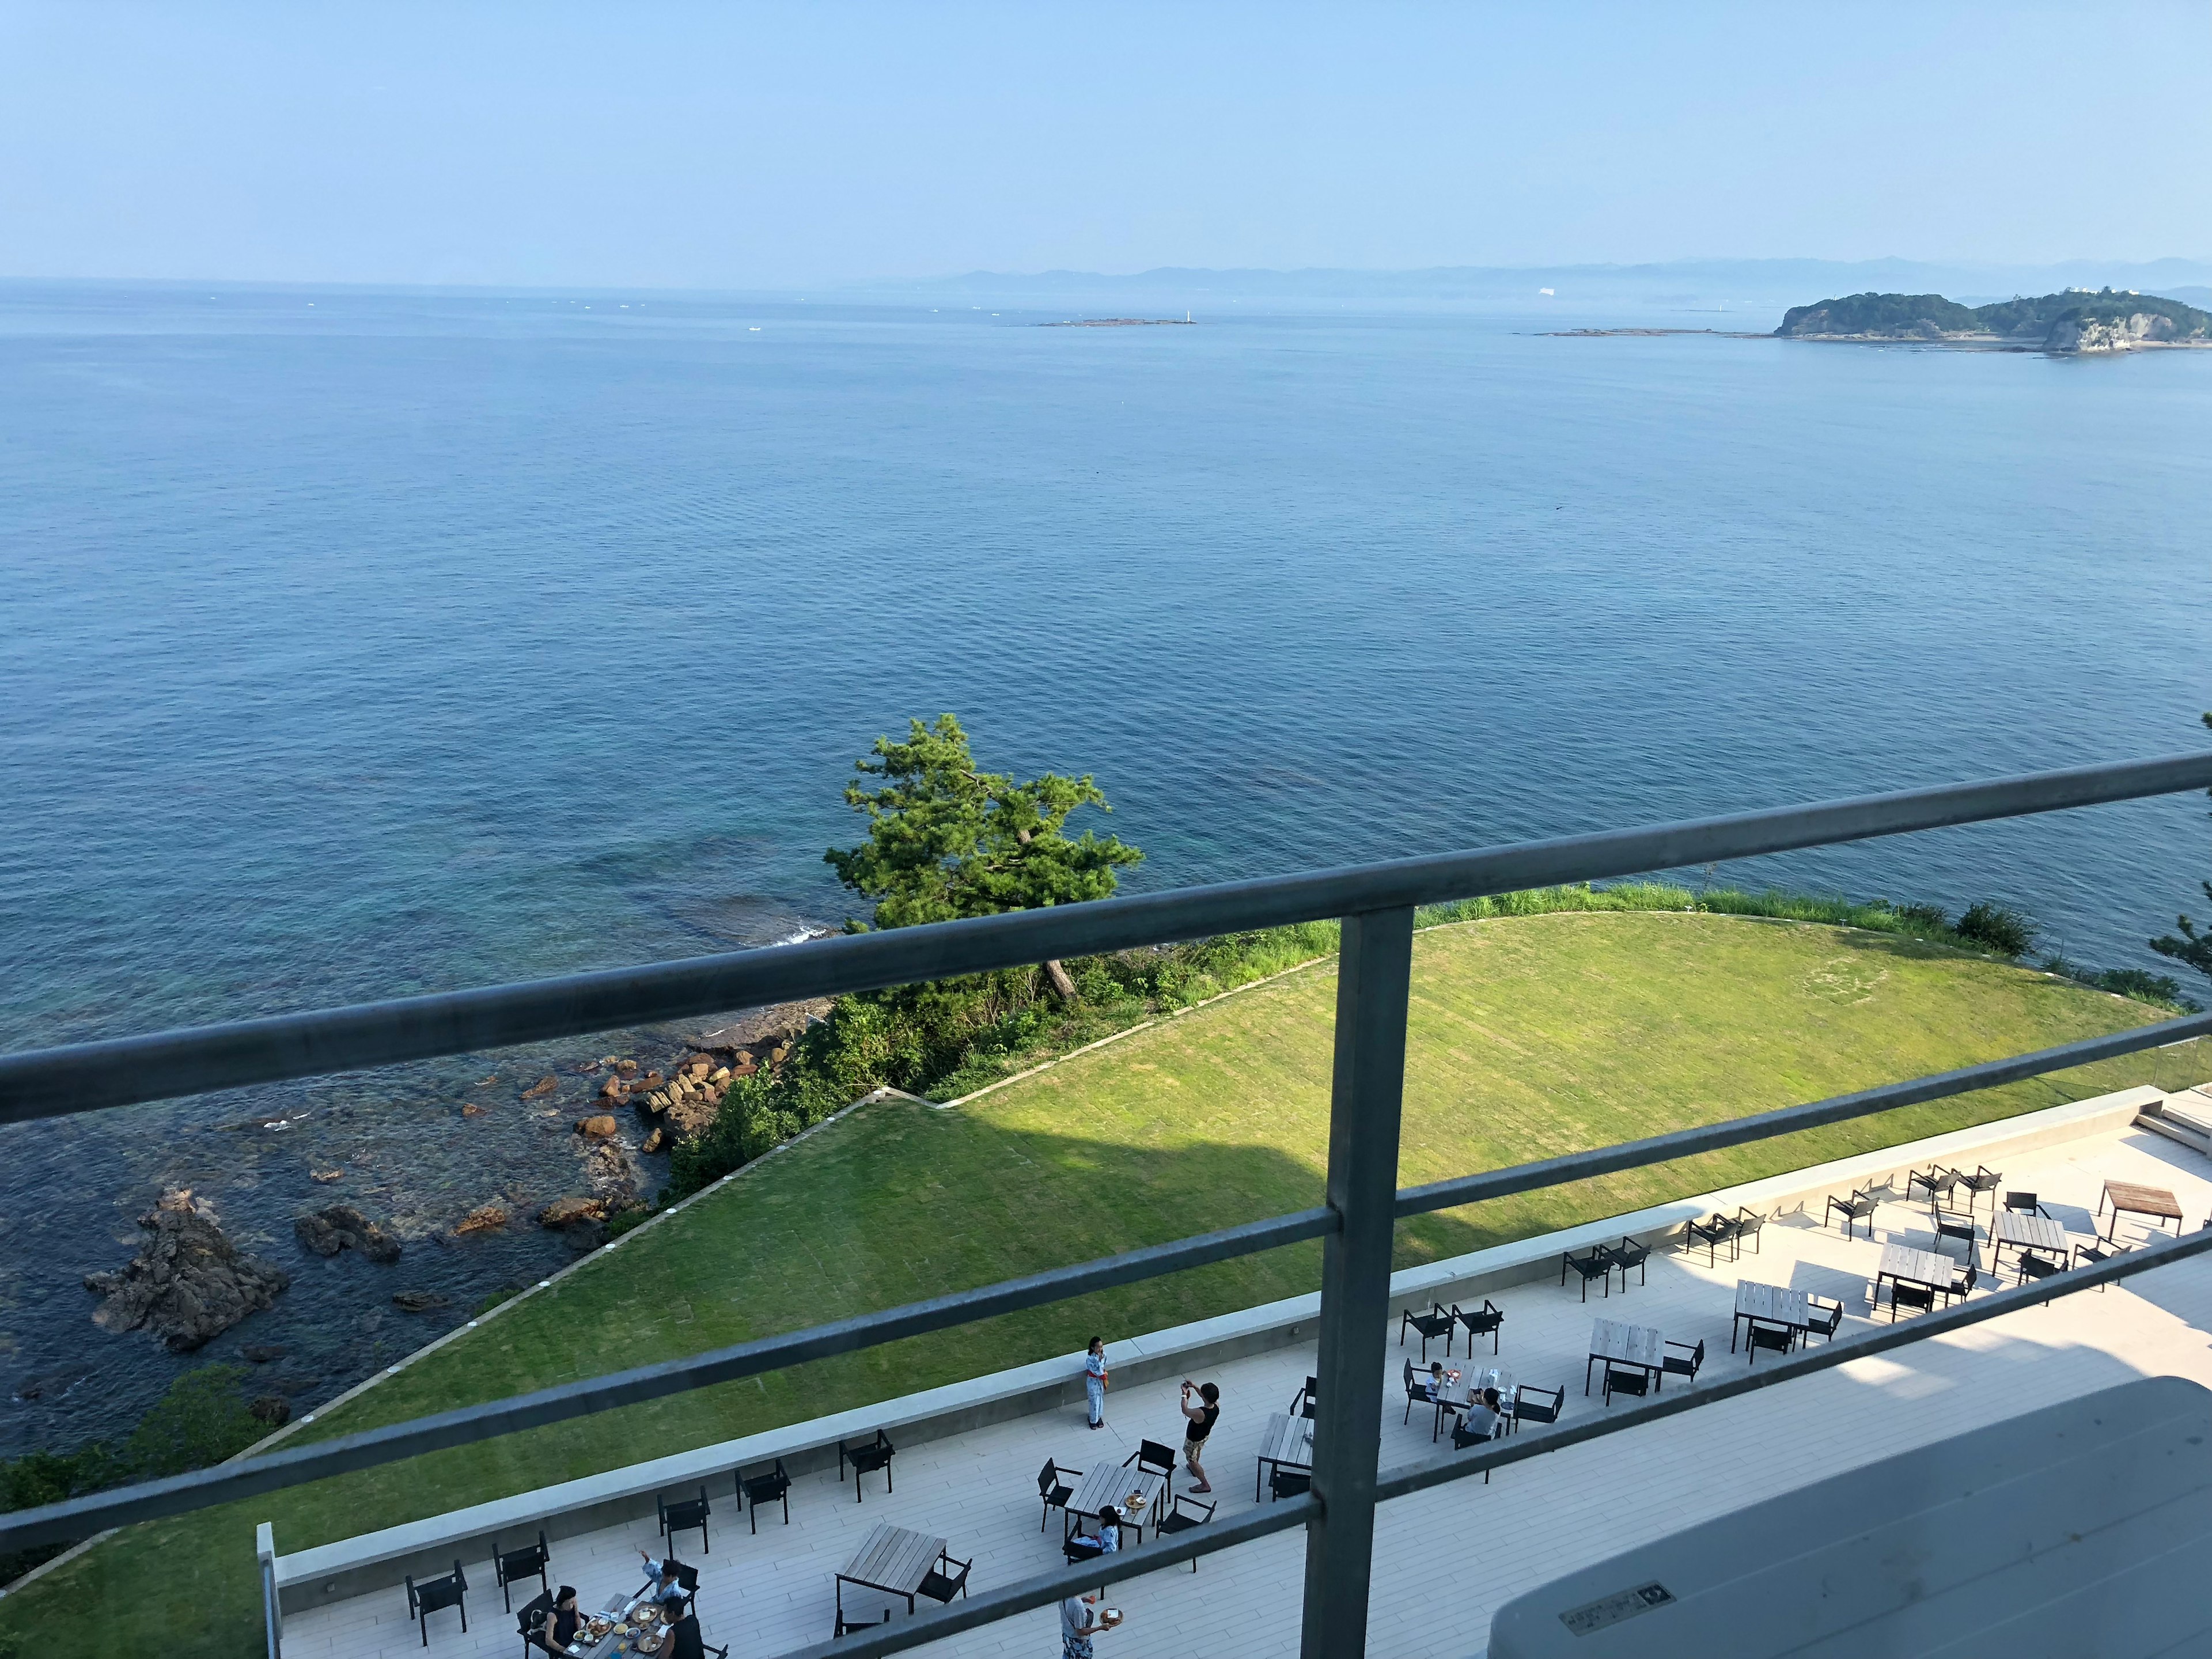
[2,283,2209,1449]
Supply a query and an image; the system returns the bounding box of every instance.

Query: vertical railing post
[1299,905,1415,1659]
[257,1521,282,1658]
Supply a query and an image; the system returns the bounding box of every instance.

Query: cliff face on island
[1775,287,2212,352]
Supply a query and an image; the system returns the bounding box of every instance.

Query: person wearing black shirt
[661,1590,708,1659]
[1178,1379,1221,1494]
[539,1586,584,1652]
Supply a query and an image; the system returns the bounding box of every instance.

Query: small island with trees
[1775,287,2212,353]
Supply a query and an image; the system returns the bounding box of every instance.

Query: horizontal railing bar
[6,750,2209,1123]
[0,1206,1336,1552]
[1396,1008,2212,1219]
[1372,1217,2212,1505]
[7,999,2206,1550]
[772,1495,1320,1659]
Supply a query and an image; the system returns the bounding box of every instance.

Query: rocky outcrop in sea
[82,1190,291,1352]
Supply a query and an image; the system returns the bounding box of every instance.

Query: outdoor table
[1254,1410,1316,1501]
[1993,1209,2069,1272]
[1066,1459,1167,1546]
[556,1585,665,1659]
[1877,1241,1958,1311]
[1732,1281,1810,1351]
[2100,1180,2183,1243]
[836,1521,949,1622]
[1585,1318,1665,1395]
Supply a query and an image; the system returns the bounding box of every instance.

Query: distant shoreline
[1040,317,1196,328]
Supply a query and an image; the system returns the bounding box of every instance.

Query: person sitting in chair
[1455,1388,1502,1444]
[1065,1504,1120,1561]
[638,1551,692,1605]
[532,1586,584,1653]
[661,1590,707,1659]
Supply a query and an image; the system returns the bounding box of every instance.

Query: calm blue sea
[2,282,2208,1448]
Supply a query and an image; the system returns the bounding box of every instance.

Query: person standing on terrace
[1084,1336,1109,1429]
[1060,1590,1118,1657]
[1177,1379,1219,1493]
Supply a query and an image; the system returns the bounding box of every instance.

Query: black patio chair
[1124,1437,1177,1501]
[918,1549,972,1605]
[1731,1208,1766,1255]
[1400,1302,1457,1359]
[406,1560,468,1647]
[1959,1165,2002,1210]
[1561,1248,1613,1302]
[1601,1363,1650,1406]
[2005,1191,2051,1218]
[1289,1374,1319,1418]
[1153,1491,1215,1571]
[1745,1320,1793,1365]
[1803,1297,1844,1342]
[839,1430,896,1502]
[1908,1165,1961,1205]
[2072,1238,2124,1290]
[834,1611,889,1637]
[1608,1237,1650,1290]
[2017,1248,2066,1289]
[1453,1299,1505,1355]
[1662,1338,1704,1382]
[1888,1279,1936,1321]
[494,1532,549,1613]
[517,1589,554,1658]
[1683,1213,1738,1266]
[1932,1205,1978,1251]
[1268,1466,1310,1501]
[1825,1188,1877,1240]
[1945,1263,1979,1304]
[658,1485,711,1554]
[1509,1383,1563,1432]
[1037,1458,1076,1531]
[1401,1357,1434,1425]
[741,1457,791,1531]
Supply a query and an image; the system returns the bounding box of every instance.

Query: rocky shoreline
[73,1000,831,1360]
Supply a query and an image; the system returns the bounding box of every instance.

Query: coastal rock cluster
[293,1204,403,1263]
[82,1190,293,1352]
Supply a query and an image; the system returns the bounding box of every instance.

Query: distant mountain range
[858,258,2212,319]
[1776,287,2212,351]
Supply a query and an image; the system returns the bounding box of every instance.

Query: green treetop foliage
[2151,712,2212,986]
[824,714,1143,930]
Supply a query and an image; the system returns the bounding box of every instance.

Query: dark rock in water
[242,1344,287,1364]
[294,1205,403,1263]
[521,1074,558,1100]
[537,1194,606,1228]
[16,1366,90,1402]
[249,1395,292,1426]
[391,1289,450,1313]
[84,1204,291,1352]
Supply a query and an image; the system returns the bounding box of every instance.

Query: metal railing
[4,751,2212,1659]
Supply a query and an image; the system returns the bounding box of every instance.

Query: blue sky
[2,2,2207,288]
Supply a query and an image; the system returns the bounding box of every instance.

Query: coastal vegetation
[9,904,2201,1655]
[2150,712,2212,992]
[1775,287,2212,349]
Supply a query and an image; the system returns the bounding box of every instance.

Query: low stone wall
[269,1081,2173,1612]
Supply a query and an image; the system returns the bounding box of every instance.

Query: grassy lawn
[12,912,2201,1654]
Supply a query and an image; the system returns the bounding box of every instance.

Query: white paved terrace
[283,1123,2212,1659]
